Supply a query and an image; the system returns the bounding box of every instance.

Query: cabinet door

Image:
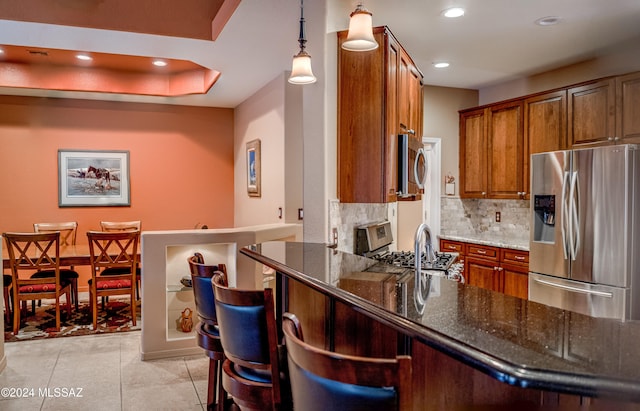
[616,71,640,143]
[502,264,528,299]
[466,257,500,291]
[568,79,615,147]
[459,108,488,198]
[337,27,389,203]
[524,90,567,198]
[487,101,524,199]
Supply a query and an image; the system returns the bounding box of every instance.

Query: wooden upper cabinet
[616,71,640,143]
[399,48,423,138]
[568,79,616,147]
[523,90,567,198]
[460,101,524,199]
[337,27,391,203]
[337,26,423,203]
[459,108,488,198]
[487,101,524,199]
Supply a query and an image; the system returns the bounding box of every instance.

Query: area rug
[4,299,141,342]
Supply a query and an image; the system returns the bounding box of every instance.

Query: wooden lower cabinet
[285,277,635,410]
[440,239,529,298]
[466,256,501,291]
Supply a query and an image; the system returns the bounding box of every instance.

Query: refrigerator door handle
[570,170,580,260]
[561,171,571,260]
[533,277,613,298]
[571,171,580,261]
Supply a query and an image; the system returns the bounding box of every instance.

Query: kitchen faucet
[414,223,435,314]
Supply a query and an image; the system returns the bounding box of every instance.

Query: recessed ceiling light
[442,7,465,18]
[76,54,92,61]
[153,60,168,67]
[433,62,450,69]
[535,16,561,26]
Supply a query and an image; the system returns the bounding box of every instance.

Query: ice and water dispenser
[533,195,555,243]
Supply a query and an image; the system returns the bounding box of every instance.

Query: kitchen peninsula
[242,242,640,410]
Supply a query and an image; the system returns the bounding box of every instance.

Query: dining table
[2,244,140,270]
[2,244,93,270]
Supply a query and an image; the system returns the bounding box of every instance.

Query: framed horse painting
[58,149,130,207]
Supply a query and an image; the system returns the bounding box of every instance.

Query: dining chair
[100,221,142,299]
[87,230,139,330]
[2,232,73,334]
[212,273,291,411]
[188,253,228,411]
[100,220,141,232]
[3,273,12,324]
[33,222,80,309]
[282,312,413,411]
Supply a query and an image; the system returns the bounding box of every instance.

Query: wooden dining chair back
[33,222,78,246]
[2,232,72,334]
[87,230,139,330]
[188,253,229,411]
[282,312,412,411]
[100,220,141,232]
[100,221,142,299]
[212,273,290,411]
[32,221,80,309]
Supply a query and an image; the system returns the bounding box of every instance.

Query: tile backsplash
[329,197,530,255]
[329,200,390,254]
[440,196,530,242]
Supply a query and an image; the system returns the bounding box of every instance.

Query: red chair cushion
[19,283,58,293]
[89,278,132,290]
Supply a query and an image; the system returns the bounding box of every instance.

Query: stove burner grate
[373,250,456,271]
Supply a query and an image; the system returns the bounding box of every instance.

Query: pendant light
[341,2,378,52]
[288,0,316,84]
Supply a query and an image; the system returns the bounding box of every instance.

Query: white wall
[423,86,478,197]
[479,34,640,105]
[234,74,287,227]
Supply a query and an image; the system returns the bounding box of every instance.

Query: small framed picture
[246,139,261,197]
[58,149,130,207]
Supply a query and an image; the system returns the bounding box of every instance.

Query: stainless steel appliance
[397,134,427,198]
[354,221,461,278]
[529,144,640,320]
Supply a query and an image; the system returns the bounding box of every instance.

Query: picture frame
[58,149,130,207]
[246,139,261,197]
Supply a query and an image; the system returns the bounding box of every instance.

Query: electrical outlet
[332,228,338,246]
[495,211,501,223]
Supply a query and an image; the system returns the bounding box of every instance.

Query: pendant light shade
[289,0,316,84]
[341,3,378,52]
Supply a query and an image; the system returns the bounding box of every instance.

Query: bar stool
[212,273,291,411]
[282,312,413,411]
[188,253,228,411]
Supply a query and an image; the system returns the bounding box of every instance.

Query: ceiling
[1,0,640,108]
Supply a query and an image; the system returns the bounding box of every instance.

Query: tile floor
[0,330,211,410]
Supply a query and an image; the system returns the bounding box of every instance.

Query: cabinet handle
[614,136,620,141]
[515,255,525,261]
[477,249,487,255]
[608,137,614,141]
[447,245,456,250]
[481,192,486,196]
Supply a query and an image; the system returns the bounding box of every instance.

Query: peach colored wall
[0,95,235,239]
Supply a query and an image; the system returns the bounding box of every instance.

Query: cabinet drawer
[466,244,499,261]
[440,240,465,254]
[501,249,529,266]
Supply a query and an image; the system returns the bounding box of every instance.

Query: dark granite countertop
[241,241,640,402]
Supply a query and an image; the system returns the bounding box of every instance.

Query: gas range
[373,250,456,271]
[354,221,464,283]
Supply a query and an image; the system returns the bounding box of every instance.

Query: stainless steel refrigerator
[529,144,640,320]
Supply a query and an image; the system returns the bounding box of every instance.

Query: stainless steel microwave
[398,134,427,197]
